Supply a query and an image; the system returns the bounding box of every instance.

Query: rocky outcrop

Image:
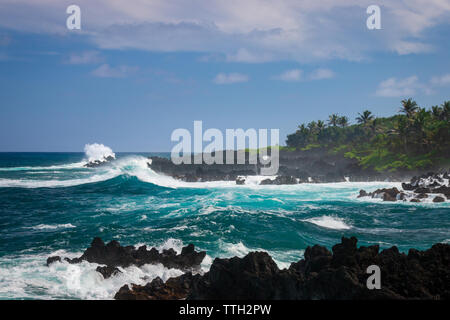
[260,175,298,185]
[84,156,115,168]
[357,187,401,201]
[358,172,449,202]
[148,149,416,184]
[115,273,199,300]
[114,237,450,300]
[47,238,206,273]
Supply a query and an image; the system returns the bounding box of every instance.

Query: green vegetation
[286,99,450,172]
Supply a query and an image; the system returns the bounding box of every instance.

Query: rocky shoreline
[47,237,450,300]
[47,237,206,278]
[147,149,449,185]
[358,172,449,203]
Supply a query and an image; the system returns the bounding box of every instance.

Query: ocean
[0,151,449,299]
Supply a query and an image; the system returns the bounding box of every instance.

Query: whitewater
[0,145,449,299]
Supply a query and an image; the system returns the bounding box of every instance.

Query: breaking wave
[84,143,115,163]
[303,215,352,230]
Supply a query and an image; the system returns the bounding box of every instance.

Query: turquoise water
[0,152,449,299]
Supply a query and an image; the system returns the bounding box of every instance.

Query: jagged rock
[236,177,245,185]
[410,199,421,203]
[434,186,450,196]
[115,273,198,300]
[260,176,298,185]
[415,187,431,194]
[357,190,368,198]
[84,156,115,168]
[366,187,400,201]
[96,266,121,279]
[115,237,450,300]
[46,237,206,271]
[46,256,61,266]
[383,192,397,202]
[358,172,448,202]
[402,183,415,191]
[433,196,445,203]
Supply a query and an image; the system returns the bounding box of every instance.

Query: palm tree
[307,121,317,131]
[442,101,450,121]
[316,120,326,131]
[328,114,339,126]
[337,116,349,127]
[356,110,374,124]
[399,98,418,118]
[368,118,379,134]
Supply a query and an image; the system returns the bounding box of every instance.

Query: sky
[0,0,449,152]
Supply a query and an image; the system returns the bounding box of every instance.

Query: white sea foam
[0,162,86,172]
[218,240,303,269]
[0,170,121,188]
[0,252,183,300]
[27,224,76,230]
[303,215,351,230]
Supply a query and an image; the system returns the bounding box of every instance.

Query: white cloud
[375,76,432,97]
[274,68,335,81]
[391,41,434,55]
[431,74,450,86]
[0,1,449,62]
[91,64,138,78]
[308,68,335,80]
[67,51,103,64]
[226,48,273,63]
[213,73,249,84]
[274,69,302,81]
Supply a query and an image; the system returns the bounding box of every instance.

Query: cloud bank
[0,0,449,63]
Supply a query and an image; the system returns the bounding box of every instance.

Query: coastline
[46,236,450,300]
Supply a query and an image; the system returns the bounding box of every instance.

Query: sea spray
[84,143,116,163]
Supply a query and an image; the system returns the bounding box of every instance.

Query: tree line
[285,99,450,171]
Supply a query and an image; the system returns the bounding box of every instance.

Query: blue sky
[0,0,449,151]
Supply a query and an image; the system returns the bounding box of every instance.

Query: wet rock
[115,237,450,300]
[236,177,245,185]
[46,256,62,266]
[115,273,197,300]
[47,237,206,271]
[367,187,400,201]
[383,192,397,202]
[410,199,421,203]
[433,196,445,203]
[433,186,450,196]
[260,175,298,185]
[84,156,115,168]
[415,187,431,194]
[402,183,415,191]
[96,266,121,279]
[357,190,368,198]
[358,172,448,202]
